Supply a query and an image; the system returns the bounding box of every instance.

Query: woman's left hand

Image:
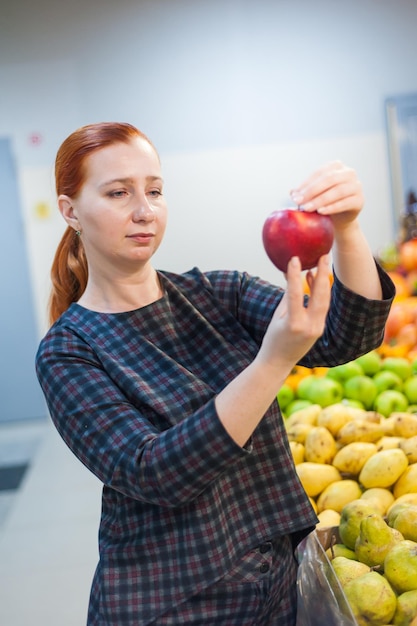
[289,160,364,233]
[290,160,383,300]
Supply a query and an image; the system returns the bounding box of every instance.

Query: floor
[0,417,102,626]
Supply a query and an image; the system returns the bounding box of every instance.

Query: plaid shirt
[36,265,394,625]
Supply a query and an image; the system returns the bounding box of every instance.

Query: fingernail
[290,192,304,204]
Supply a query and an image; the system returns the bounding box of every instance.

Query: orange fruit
[302,271,334,295]
[384,303,416,342]
[399,238,417,272]
[378,343,411,359]
[387,270,412,300]
[313,367,329,377]
[395,322,417,348]
[285,366,312,391]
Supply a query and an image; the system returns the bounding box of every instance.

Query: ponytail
[48,227,88,326]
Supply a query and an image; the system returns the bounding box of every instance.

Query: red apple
[262,208,334,272]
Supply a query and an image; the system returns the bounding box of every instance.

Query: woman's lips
[128,233,154,242]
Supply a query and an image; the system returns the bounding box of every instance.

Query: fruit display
[324,500,417,625]
[279,351,417,418]
[377,237,417,359]
[280,236,417,623]
[286,401,417,518]
[284,350,417,623]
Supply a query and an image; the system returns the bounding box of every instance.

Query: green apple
[354,350,382,376]
[373,389,409,417]
[411,357,417,375]
[373,370,403,393]
[403,376,417,404]
[381,356,413,381]
[326,361,364,382]
[296,375,318,399]
[277,383,295,410]
[297,375,343,408]
[343,375,378,410]
[285,399,313,415]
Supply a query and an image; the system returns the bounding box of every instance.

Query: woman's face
[59,137,167,274]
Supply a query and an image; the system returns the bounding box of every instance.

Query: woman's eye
[108,190,127,198]
[149,190,162,197]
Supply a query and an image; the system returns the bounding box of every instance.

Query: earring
[75,229,81,236]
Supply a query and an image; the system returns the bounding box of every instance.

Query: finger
[295,180,362,214]
[285,256,303,298]
[306,255,332,313]
[291,162,357,208]
[276,257,302,320]
[314,185,363,214]
[284,256,307,323]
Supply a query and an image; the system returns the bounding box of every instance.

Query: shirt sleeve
[203,260,395,367]
[36,330,250,508]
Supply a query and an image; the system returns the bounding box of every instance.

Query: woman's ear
[58,195,80,231]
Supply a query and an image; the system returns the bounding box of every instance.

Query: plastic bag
[295,530,358,626]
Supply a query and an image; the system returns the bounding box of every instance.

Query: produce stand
[282,237,417,625]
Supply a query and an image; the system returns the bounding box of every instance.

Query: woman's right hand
[258,255,332,373]
[215,255,332,447]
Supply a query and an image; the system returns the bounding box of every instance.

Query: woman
[36,122,394,625]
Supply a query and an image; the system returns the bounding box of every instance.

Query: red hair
[49,122,157,325]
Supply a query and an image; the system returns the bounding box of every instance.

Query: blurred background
[2,0,417,335]
[0,0,417,623]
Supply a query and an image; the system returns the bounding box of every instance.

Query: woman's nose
[132,200,155,222]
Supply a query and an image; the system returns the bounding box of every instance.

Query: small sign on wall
[33,201,52,220]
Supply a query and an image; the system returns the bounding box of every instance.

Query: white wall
[1,0,417,335]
